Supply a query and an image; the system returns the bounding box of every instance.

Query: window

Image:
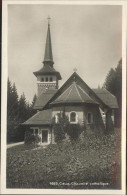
[35,129,38,135]
[70,112,77,123]
[55,113,61,123]
[46,77,48,82]
[87,113,93,124]
[111,109,114,116]
[31,129,34,134]
[50,77,53,82]
[41,78,44,82]
[42,130,48,143]
[55,114,59,123]
[111,109,115,124]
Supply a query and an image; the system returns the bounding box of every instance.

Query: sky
[8,4,122,103]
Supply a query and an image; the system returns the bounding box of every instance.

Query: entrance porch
[30,127,53,145]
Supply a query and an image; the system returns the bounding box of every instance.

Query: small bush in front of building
[34,134,41,145]
[24,131,41,146]
[52,112,70,144]
[67,123,82,142]
[53,123,65,143]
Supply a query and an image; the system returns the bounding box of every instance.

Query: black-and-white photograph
[1,1,126,194]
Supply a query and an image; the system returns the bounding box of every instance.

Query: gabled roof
[93,88,118,109]
[50,81,98,105]
[23,109,52,125]
[34,89,57,110]
[42,72,108,110]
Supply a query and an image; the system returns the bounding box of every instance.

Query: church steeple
[43,21,54,67]
[33,19,62,97]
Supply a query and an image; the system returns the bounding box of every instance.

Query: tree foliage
[7,80,19,121]
[24,131,41,146]
[52,112,70,143]
[67,124,82,142]
[103,58,122,126]
[7,78,37,142]
[29,93,37,116]
[52,112,82,143]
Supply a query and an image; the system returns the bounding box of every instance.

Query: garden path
[7,141,24,149]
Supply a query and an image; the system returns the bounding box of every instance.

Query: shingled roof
[34,89,57,110]
[33,65,62,80]
[50,81,98,105]
[42,72,109,110]
[23,109,52,125]
[33,23,61,80]
[93,88,118,109]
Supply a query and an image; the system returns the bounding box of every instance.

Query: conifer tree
[18,93,27,121]
[7,78,35,142]
[29,93,37,116]
[103,68,116,95]
[31,94,37,108]
[103,58,122,108]
[7,79,19,141]
[115,59,122,107]
[103,58,122,126]
[11,83,19,120]
[7,78,13,120]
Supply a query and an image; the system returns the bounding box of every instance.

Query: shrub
[52,112,70,143]
[24,131,41,146]
[7,128,121,189]
[53,123,65,143]
[67,123,82,142]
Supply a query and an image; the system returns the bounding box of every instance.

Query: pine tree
[103,68,116,95]
[31,94,37,108]
[7,79,36,142]
[7,79,19,142]
[11,83,19,120]
[103,58,122,126]
[115,59,122,107]
[103,58,122,108]
[7,78,13,120]
[18,93,27,121]
[28,94,37,117]
[7,80,19,120]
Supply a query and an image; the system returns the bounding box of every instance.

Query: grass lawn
[7,128,121,189]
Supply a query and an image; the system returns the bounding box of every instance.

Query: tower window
[41,78,44,82]
[87,112,93,124]
[50,77,53,82]
[46,77,48,82]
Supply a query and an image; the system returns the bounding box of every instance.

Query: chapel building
[23,21,118,145]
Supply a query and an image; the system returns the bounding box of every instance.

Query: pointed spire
[43,17,54,67]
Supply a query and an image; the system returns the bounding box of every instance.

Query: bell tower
[33,18,62,97]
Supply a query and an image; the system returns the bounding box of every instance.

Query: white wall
[52,106,84,125]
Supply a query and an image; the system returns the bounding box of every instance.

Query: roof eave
[50,101,99,106]
[33,71,62,80]
[22,123,51,126]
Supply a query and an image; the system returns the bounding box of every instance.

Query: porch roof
[23,109,52,125]
[93,88,119,109]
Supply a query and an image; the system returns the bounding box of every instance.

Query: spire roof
[43,23,54,66]
[33,20,61,80]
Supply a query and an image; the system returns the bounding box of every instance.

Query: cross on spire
[73,68,77,72]
[47,16,51,25]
